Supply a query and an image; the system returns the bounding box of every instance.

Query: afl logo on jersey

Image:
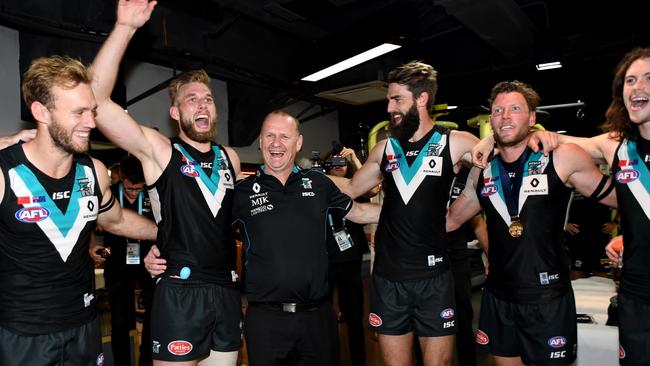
[547,336,567,348]
[180,164,200,178]
[15,206,50,223]
[481,184,498,197]
[615,169,639,183]
[440,308,455,319]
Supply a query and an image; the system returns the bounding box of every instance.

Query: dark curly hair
[601,47,650,140]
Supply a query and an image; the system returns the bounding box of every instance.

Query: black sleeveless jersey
[375,126,455,280]
[0,144,101,335]
[477,150,572,303]
[232,166,352,303]
[612,137,650,302]
[148,137,237,284]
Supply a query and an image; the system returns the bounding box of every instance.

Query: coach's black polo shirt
[232,165,352,304]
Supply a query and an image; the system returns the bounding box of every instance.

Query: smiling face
[44,83,97,154]
[171,82,217,143]
[490,92,536,148]
[623,57,650,125]
[259,112,303,179]
[387,83,422,140]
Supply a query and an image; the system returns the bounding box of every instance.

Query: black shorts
[0,317,103,366]
[369,271,457,336]
[244,302,338,366]
[150,277,242,361]
[618,292,650,365]
[477,289,577,365]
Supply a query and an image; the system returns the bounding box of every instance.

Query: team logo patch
[15,206,50,223]
[168,340,193,356]
[180,164,200,178]
[384,154,401,172]
[547,336,567,348]
[301,178,313,189]
[616,169,639,183]
[476,329,489,345]
[96,353,104,366]
[619,344,626,359]
[368,313,383,327]
[440,308,455,319]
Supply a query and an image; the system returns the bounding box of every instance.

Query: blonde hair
[21,55,91,109]
[168,69,211,105]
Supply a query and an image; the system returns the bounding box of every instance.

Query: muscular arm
[344,201,382,224]
[94,158,157,240]
[335,140,384,199]
[470,214,489,254]
[555,143,617,207]
[90,0,168,181]
[449,130,480,171]
[446,167,482,231]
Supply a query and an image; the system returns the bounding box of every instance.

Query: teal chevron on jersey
[618,139,650,220]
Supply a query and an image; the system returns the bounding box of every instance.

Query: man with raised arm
[0,55,157,365]
[91,1,242,364]
[449,80,616,366]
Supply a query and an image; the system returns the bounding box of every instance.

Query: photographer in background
[324,145,378,366]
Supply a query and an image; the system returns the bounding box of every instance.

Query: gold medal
[509,221,524,238]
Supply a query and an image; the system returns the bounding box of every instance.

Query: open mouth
[194,114,210,129]
[630,96,649,111]
[75,131,91,141]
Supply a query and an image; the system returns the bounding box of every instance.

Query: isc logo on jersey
[15,207,50,223]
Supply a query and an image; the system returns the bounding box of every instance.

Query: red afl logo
[619,344,625,359]
[168,340,193,356]
[368,313,383,327]
[476,329,489,345]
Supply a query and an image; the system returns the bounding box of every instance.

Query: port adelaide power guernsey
[232,166,352,303]
[148,137,237,284]
[375,126,454,281]
[477,150,572,302]
[0,144,101,335]
[612,136,650,303]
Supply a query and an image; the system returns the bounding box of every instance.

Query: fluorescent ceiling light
[536,61,562,71]
[301,43,401,82]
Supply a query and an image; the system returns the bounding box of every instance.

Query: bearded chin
[181,119,216,143]
[390,108,420,141]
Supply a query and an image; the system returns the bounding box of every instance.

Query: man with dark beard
[0,55,158,365]
[90,1,243,365]
[335,61,480,366]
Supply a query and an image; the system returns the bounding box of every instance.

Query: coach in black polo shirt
[233,110,379,366]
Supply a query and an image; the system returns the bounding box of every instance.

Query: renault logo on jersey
[428,159,437,169]
[253,183,261,193]
[531,178,539,187]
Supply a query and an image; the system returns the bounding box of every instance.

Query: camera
[311,142,348,172]
[95,247,111,258]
